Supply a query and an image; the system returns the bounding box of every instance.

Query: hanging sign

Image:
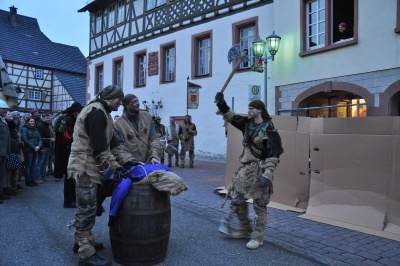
[187,81,202,109]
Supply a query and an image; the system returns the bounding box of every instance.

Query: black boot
[0,193,11,200]
[73,242,104,253]
[78,253,111,266]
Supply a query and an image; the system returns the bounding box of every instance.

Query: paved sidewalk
[173,159,400,266]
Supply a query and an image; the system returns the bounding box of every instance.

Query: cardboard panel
[272,116,311,209]
[307,118,393,231]
[225,123,243,188]
[225,116,311,209]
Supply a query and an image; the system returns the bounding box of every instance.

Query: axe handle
[220,50,248,94]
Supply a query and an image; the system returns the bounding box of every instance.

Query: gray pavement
[0,159,399,266]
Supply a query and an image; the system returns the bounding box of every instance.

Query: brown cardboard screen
[224,115,400,236]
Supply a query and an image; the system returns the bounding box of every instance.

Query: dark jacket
[0,118,11,157]
[6,119,20,154]
[21,124,42,153]
[37,120,52,148]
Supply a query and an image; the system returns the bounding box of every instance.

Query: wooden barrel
[109,184,171,266]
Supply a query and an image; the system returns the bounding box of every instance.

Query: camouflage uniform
[67,101,123,259]
[178,120,197,167]
[217,101,282,248]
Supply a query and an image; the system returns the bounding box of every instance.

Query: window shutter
[41,91,46,101]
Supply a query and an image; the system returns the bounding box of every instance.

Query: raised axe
[215,44,250,103]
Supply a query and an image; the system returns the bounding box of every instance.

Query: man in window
[336,22,352,41]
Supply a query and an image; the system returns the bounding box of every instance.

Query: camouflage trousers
[179,139,195,166]
[231,163,271,242]
[67,173,99,258]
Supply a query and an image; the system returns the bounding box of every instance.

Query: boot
[78,253,111,266]
[246,239,264,249]
[73,242,104,253]
[180,164,185,168]
[230,204,252,239]
[0,193,11,200]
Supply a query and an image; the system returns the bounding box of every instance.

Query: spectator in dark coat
[0,100,11,203]
[36,114,54,183]
[53,102,83,208]
[21,117,42,187]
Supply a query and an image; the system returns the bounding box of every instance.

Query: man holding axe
[214,92,283,249]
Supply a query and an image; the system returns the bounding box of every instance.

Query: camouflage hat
[98,85,124,100]
[154,116,161,121]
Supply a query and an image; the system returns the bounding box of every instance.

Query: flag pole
[186,76,189,116]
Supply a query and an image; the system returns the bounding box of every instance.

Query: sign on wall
[249,85,261,101]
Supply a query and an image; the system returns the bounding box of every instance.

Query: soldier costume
[154,116,166,164]
[113,94,162,164]
[67,85,133,266]
[215,93,283,250]
[165,117,180,167]
[178,115,197,168]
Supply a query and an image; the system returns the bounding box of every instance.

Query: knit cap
[122,94,138,107]
[97,85,124,100]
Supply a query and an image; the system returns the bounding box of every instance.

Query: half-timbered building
[0,6,87,114]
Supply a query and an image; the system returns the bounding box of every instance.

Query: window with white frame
[28,90,41,100]
[165,47,175,82]
[301,0,357,54]
[307,0,325,49]
[35,69,43,79]
[138,54,146,86]
[95,12,102,34]
[117,1,125,24]
[108,4,116,29]
[114,60,123,88]
[146,0,167,11]
[239,25,255,69]
[198,38,210,76]
[95,64,104,94]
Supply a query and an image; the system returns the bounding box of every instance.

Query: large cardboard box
[306,117,400,234]
[224,115,400,237]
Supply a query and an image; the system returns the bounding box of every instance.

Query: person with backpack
[53,102,83,208]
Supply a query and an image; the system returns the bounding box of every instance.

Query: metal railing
[277,103,367,117]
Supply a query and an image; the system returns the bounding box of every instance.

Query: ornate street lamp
[252,31,281,109]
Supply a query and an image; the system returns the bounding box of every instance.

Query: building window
[135,51,147,87]
[192,31,212,79]
[95,12,102,34]
[113,58,123,88]
[160,42,176,83]
[95,63,104,95]
[108,4,116,29]
[28,90,41,100]
[35,69,43,79]
[117,1,125,24]
[146,0,167,11]
[301,0,357,55]
[233,18,259,70]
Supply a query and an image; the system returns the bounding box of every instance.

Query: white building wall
[87,4,274,159]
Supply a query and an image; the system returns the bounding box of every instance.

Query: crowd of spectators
[0,103,81,206]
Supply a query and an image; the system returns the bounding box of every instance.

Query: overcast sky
[1,0,90,57]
